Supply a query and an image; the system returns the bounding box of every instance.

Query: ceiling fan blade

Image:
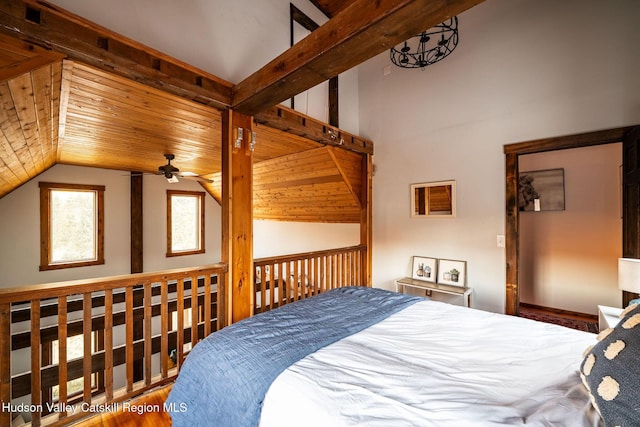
[180,175,213,184]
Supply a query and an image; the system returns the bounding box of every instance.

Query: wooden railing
[253,245,367,314]
[0,264,226,427]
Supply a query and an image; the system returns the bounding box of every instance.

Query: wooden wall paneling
[222,109,254,324]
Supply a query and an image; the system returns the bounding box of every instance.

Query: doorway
[504,126,638,315]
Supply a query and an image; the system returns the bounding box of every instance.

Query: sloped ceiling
[0,39,363,222]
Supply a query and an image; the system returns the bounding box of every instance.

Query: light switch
[497,235,505,248]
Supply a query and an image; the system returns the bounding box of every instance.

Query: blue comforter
[166,286,422,426]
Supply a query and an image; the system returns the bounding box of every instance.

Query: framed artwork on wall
[437,259,466,286]
[411,256,437,283]
[518,168,565,212]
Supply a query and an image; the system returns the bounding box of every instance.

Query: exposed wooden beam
[0,0,233,109]
[308,0,352,18]
[233,0,484,115]
[255,105,373,155]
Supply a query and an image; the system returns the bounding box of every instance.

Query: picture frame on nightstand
[437,259,466,286]
[411,256,437,283]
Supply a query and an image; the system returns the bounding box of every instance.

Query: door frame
[503,126,633,315]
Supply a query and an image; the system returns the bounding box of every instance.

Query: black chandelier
[390,17,459,69]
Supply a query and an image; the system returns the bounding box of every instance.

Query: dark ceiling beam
[0,0,233,109]
[308,0,352,18]
[232,0,485,116]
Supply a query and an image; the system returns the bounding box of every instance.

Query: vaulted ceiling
[0,0,484,222]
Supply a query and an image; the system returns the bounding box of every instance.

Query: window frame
[166,190,205,257]
[39,182,105,271]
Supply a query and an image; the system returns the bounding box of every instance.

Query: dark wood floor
[520,302,598,322]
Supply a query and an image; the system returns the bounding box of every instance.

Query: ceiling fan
[137,154,212,183]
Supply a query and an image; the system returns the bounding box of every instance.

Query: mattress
[259,300,602,427]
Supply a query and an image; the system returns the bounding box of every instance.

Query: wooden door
[622,126,640,305]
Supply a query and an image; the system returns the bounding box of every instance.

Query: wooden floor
[519,302,598,322]
[75,386,173,427]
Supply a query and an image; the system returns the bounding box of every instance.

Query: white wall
[253,221,359,259]
[358,0,640,312]
[519,144,622,315]
[0,165,222,287]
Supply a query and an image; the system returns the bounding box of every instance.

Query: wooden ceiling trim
[0,32,65,83]
[0,0,233,109]
[255,105,373,155]
[233,0,485,115]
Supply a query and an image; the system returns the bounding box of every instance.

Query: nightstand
[597,305,623,331]
[395,277,473,307]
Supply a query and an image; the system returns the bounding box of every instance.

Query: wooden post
[505,152,519,315]
[131,173,143,273]
[221,109,255,324]
[360,154,373,286]
[0,303,11,427]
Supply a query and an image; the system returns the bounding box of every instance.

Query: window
[167,190,205,256]
[39,182,105,270]
[51,333,99,401]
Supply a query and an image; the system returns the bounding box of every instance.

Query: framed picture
[437,259,466,286]
[518,168,565,212]
[411,256,437,283]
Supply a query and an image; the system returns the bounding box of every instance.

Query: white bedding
[259,300,602,427]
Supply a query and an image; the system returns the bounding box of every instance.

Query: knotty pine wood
[221,110,255,323]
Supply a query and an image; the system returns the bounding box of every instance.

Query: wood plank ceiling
[0,0,485,222]
[0,35,363,222]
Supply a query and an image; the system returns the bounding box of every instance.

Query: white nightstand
[395,277,473,307]
[597,305,623,331]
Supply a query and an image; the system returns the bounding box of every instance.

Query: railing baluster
[191,276,198,348]
[125,286,134,392]
[0,303,11,427]
[161,280,169,378]
[30,300,41,426]
[269,263,275,310]
[144,283,152,386]
[58,296,68,416]
[83,293,92,403]
[204,276,212,337]
[104,289,113,400]
[177,278,185,368]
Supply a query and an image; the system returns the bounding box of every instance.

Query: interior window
[39,182,105,270]
[167,190,205,256]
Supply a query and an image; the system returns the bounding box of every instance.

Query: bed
[166,286,636,426]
